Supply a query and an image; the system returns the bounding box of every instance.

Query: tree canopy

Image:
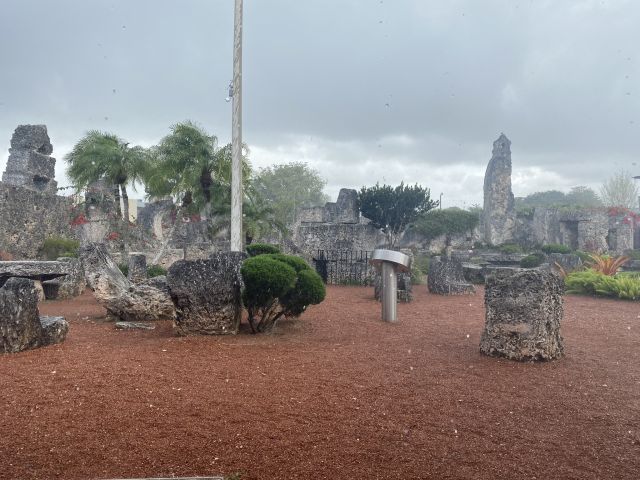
[65,130,147,222]
[252,162,328,227]
[358,182,438,247]
[600,170,639,209]
[412,207,479,243]
[144,121,251,213]
[515,186,602,210]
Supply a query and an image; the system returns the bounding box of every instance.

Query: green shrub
[498,243,523,254]
[520,253,545,268]
[541,243,572,254]
[241,254,326,333]
[265,253,311,273]
[412,208,479,242]
[280,269,326,316]
[410,254,430,285]
[40,236,80,260]
[147,264,167,278]
[565,269,640,300]
[246,243,280,257]
[118,263,129,276]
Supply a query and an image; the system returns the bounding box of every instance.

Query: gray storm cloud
[1,0,638,206]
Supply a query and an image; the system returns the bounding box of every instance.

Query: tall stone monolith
[2,125,58,194]
[482,134,516,246]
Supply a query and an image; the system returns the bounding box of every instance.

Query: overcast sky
[1,0,639,207]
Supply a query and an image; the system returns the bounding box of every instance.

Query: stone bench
[0,260,69,287]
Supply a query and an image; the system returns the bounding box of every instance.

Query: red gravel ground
[1,286,639,480]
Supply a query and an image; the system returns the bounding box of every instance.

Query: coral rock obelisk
[482,134,516,246]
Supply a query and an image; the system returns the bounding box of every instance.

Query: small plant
[565,269,640,300]
[40,236,80,260]
[118,263,129,276]
[246,243,281,257]
[498,243,523,254]
[147,264,167,278]
[586,253,629,276]
[541,243,572,254]
[520,253,545,268]
[241,254,325,333]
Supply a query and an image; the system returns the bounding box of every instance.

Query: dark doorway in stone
[560,220,579,250]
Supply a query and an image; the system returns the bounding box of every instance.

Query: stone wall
[0,182,75,259]
[525,207,632,254]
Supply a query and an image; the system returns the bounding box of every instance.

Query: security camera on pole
[230,0,243,252]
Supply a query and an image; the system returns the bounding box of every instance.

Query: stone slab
[0,260,69,285]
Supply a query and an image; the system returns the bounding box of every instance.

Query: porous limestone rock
[480,269,564,361]
[40,316,69,346]
[42,257,85,300]
[0,278,68,353]
[79,243,175,322]
[1,125,57,193]
[167,252,246,335]
[127,252,147,283]
[482,134,516,246]
[427,256,475,295]
[549,253,583,274]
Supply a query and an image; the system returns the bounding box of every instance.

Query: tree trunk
[113,185,122,218]
[121,183,130,223]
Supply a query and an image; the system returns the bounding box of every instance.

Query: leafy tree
[252,162,328,227]
[209,188,287,245]
[65,130,147,221]
[358,182,438,247]
[600,170,639,209]
[565,186,602,207]
[412,207,479,243]
[515,186,602,212]
[144,121,251,213]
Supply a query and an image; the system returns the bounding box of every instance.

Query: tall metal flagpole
[230,0,243,251]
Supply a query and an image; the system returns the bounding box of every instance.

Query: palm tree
[145,121,252,261]
[145,121,251,212]
[65,130,147,222]
[209,188,287,245]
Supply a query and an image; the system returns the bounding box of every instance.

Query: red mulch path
[1,286,639,480]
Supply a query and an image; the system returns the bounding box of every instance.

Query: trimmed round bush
[265,253,311,273]
[241,253,326,333]
[246,243,281,257]
[281,269,326,317]
[520,253,545,268]
[241,256,296,310]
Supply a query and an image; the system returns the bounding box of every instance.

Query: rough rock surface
[0,260,69,286]
[42,257,85,300]
[1,125,57,193]
[39,316,69,346]
[428,256,475,295]
[0,278,68,353]
[127,253,147,283]
[480,269,564,361]
[482,134,516,246]
[167,252,246,335]
[549,253,583,274]
[79,243,175,322]
[115,321,156,330]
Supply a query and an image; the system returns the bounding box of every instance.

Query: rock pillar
[480,270,564,361]
[482,134,516,245]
